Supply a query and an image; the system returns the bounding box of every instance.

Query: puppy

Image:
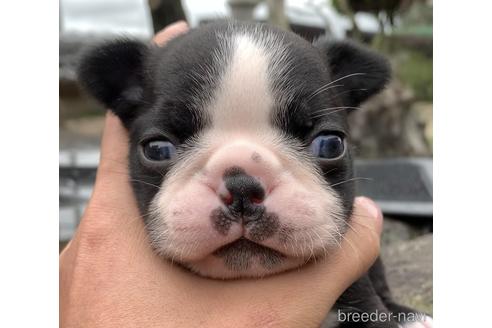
[78,20,431,327]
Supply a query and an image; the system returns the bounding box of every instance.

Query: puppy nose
[221,166,265,222]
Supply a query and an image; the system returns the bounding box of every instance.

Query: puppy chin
[183,254,308,279]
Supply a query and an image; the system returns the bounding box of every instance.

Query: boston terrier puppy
[78,20,432,327]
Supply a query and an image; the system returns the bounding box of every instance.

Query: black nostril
[222,166,265,219]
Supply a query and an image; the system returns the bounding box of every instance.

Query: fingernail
[153,21,189,46]
[104,110,119,125]
[356,197,382,220]
[167,20,189,30]
[106,110,116,119]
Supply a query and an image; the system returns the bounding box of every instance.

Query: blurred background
[59,0,433,319]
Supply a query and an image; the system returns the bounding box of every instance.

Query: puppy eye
[142,140,176,161]
[310,134,345,159]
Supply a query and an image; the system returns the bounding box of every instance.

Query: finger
[353,196,383,236]
[60,113,132,274]
[335,196,383,279]
[152,20,189,46]
[87,112,137,214]
[96,111,129,186]
[69,111,143,258]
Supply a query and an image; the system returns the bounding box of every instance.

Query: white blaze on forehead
[210,34,273,130]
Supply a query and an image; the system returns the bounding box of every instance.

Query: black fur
[77,40,149,125]
[315,38,391,107]
[78,20,425,327]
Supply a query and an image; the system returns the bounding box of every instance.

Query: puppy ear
[315,39,391,107]
[77,39,149,124]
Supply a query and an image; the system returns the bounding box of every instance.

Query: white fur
[211,33,272,130]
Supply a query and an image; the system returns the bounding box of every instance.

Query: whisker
[129,179,162,189]
[326,229,342,250]
[307,72,367,100]
[349,215,384,236]
[330,177,373,188]
[325,88,368,103]
[342,217,381,245]
[311,106,362,115]
[307,84,344,101]
[313,229,329,254]
[343,220,362,237]
[350,213,382,221]
[339,233,361,262]
[310,106,361,119]
[338,305,365,313]
[319,225,343,249]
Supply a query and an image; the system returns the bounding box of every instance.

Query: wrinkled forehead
[139,23,345,140]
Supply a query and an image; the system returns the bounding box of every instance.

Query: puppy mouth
[212,237,285,272]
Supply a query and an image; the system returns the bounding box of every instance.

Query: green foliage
[396,50,433,102]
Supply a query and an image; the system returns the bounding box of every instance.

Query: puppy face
[79,21,389,278]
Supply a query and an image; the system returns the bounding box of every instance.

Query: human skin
[59,21,383,328]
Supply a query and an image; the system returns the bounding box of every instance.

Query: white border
[4,0,492,326]
[0,0,59,326]
[434,0,492,325]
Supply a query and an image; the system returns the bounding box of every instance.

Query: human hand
[60,21,384,328]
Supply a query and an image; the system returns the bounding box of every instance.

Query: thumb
[88,112,135,209]
[332,196,383,284]
[284,196,384,325]
[60,112,140,270]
